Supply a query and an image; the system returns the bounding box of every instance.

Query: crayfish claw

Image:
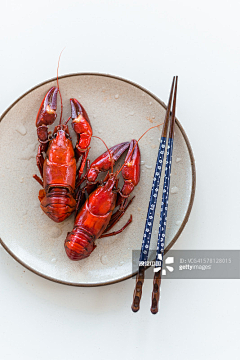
[70,98,92,175]
[70,98,90,122]
[87,142,130,183]
[70,98,92,153]
[121,139,141,196]
[36,86,58,127]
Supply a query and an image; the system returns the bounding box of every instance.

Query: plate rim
[0,72,196,287]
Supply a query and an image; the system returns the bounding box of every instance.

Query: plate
[0,73,196,286]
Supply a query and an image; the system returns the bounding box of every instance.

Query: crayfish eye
[65,133,71,139]
[51,133,57,139]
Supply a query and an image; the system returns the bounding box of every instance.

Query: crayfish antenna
[57,48,65,125]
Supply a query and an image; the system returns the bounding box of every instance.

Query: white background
[0,1,240,359]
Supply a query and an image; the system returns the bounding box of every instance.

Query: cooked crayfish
[33,86,92,222]
[64,139,140,260]
[33,86,141,260]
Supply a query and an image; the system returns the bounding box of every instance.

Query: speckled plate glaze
[0,74,195,286]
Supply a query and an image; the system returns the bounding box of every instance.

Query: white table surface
[0,1,240,359]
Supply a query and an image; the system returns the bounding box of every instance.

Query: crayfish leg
[99,196,135,238]
[100,215,132,238]
[77,148,90,183]
[36,144,45,178]
[33,174,43,187]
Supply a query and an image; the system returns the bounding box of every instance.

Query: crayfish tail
[64,228,95,261]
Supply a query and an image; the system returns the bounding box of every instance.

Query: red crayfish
[33,86,141,260]
[33,86,92,222]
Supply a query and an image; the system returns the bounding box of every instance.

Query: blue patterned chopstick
[154,137,174,271]
[151,76,178,314]
[131,77,176,313]
[139,136,167,263]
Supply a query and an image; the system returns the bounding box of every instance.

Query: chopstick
[131,76,177,313]
[151,76,178,314]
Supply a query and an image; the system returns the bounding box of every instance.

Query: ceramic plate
[0,74,196,286]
